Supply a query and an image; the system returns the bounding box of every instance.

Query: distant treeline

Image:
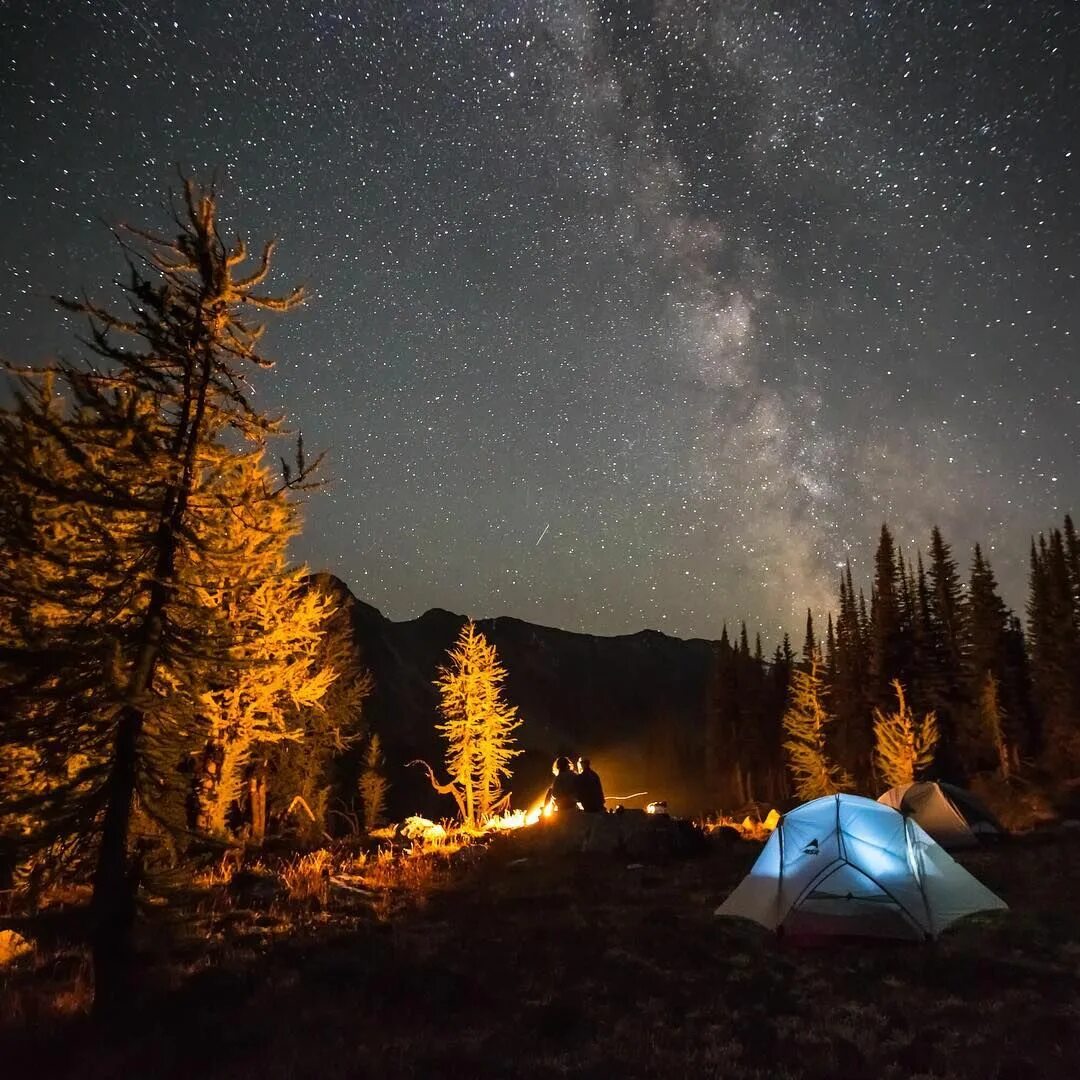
[704,518,1080,808]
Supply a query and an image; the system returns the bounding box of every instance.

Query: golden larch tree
[358,733,389,832]
[975,672,1012,779]
[782,651,854,801]
[872,679,939,788]
[266,577,373,842]
[417,621,521,830]
[0,178,316,1012]
[159,446,339,841]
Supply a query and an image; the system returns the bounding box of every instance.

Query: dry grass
[191,852,243,889]
[278,849,333,907]
[3,829,1080,1079]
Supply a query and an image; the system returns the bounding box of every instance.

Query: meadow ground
[2,825,1080,1079]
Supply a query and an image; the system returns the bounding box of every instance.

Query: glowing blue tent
[715,794,1007,940]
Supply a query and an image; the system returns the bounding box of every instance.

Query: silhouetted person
[576,756,605,813]
[545,756,581,813]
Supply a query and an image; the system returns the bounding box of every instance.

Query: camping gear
[715,794,1007,940]
[877,781,1004,849]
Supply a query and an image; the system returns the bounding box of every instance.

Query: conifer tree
[747,630,781,800]
[831,563,871,783]
[870,525,904,705]
[266,578,373,842]
[1063,515,1080,609]
[761,639,794,802]
[974,672,1012,779]
[0,179,314,1011]
[800,609,816,672]
[782,652,853,801]
[706,625,746,806]
[872,680,939,788]
[173,451,340,840]
[926,526,969,740]
[418,621,522,829]
[1001,613,1037,761]
[911,552,935,712]
[824,612,837,686]
[358,733,389,832]
[1027,528,1080,773]
[734,623,757,802]
[707,621,774,807]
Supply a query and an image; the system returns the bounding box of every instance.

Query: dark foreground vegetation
[3,824,1080,1080]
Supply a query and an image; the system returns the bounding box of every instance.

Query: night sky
[1,1,1077,642]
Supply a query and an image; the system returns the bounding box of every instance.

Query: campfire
[392,785,659,849]
[491,797,553,830]
[390,799,551,848]
[702,807,781,842]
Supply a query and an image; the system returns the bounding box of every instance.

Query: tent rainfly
[715,794,1007,941]
[877,781,1003,850]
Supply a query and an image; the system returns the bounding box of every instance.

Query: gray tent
[715,794,1007,941]
[877,781,1003,850]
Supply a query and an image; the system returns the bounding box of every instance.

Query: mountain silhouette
[313,575,720,819]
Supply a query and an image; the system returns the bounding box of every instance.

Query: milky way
[1,1,1077,641]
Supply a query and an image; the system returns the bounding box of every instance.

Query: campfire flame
[702,807,781,842]
[500,797,552,830]
[395,798,552,846]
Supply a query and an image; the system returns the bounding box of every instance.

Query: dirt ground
[3,826,1080,1079]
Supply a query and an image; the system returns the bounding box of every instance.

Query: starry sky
[1,0,1077,642]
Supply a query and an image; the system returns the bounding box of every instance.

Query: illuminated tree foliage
[416,621,521,830]
[782,651,853,801]
[0,374,149,874]
[266,578,373,842]
[358,733,389,832]
[0,179,319,1011]
[872,680,939,789]
[973,672,1013,779]
[180,456,339,841]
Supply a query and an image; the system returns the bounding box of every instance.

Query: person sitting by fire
[545,756,581,813]
[576,756,606,812]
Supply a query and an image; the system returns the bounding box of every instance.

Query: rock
[0,930,33,967]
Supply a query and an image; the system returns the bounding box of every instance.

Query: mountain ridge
[312,574,721,818]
